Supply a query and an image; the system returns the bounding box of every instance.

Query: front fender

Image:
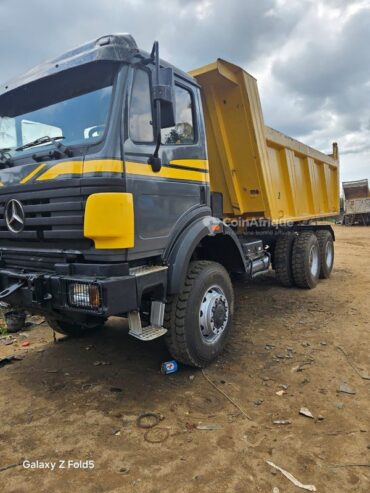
[166,216,246,294]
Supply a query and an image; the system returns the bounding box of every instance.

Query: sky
[0,0,369,186]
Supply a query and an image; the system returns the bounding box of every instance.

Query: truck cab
[0,35,242,360]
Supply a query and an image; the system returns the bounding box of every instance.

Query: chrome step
[128,302,167,341]
[129,325,167,341]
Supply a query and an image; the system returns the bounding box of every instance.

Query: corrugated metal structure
[190,59,340,223]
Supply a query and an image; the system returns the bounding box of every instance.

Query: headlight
[67,282,101,311]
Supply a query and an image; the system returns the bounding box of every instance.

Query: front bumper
[0,265,166,317]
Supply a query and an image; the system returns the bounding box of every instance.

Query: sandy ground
[0,225,369,493]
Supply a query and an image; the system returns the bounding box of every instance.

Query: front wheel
[164,260,234,368]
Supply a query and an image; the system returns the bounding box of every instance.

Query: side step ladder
[128,266,168,341]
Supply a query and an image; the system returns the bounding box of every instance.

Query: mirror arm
[147,100,162,172]
[148,41,162,172]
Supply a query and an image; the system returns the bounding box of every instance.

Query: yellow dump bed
[190,59,340,222]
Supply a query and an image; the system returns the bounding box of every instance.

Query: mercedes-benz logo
[5,199,25,233]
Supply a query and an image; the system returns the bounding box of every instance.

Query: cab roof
[0,33,197,98]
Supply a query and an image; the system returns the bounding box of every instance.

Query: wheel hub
[199,285,229,344]
[213,299,227,328]
[325,241,333,268]
[309,244,319,277]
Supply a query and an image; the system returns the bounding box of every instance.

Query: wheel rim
[309,244,319,277]
[199,285,229,344]
[325,240,333,268]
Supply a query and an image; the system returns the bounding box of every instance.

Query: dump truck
[342,179,370,226]
[0,35,339,367]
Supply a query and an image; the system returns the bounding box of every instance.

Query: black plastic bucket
[4,311,26,333]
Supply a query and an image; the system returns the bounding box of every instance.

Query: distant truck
[0,35,339,367]
[342,179,370,225]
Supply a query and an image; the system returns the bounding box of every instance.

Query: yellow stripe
[32,158,207,183]
[125,161,209,182]
[20,163,47,184]
[36,161,83,181]
[36,159,123,181]
[83,159,123,174]
[170,159,209,170]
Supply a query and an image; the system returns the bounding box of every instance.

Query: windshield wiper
[16,135,65,151]
[15,135,73,160]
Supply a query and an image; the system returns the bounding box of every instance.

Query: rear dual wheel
[291,232,320,288]
[316,230,334,279]
[274,234,296,287]
[275,230,334,289]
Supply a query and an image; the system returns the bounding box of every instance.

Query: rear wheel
[274,234,297,287]
[316,230,334,279]
[292,232,320,289]
[46,317,105,337]
[164,260,234,368]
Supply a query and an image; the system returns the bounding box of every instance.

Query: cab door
[123,66,209,260]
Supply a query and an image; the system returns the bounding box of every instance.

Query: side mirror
[153,67,176,128]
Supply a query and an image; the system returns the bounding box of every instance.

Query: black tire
[316,230,334,279]
[164,260,234,368]
[292,232,320,289]
[46,317,104,337]
[274,234,297,287]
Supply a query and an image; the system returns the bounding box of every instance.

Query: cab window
[129,69,154,143]
[162,85,195,145]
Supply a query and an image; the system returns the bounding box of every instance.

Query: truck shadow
[6,316,197,421]
[10,317,171,396]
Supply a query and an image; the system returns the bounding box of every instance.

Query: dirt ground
[0,225,369,493]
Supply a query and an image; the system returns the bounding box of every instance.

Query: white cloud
[0,0,369,184]
[253,0,370,183]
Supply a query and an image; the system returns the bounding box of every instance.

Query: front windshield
[0,62,117,158]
